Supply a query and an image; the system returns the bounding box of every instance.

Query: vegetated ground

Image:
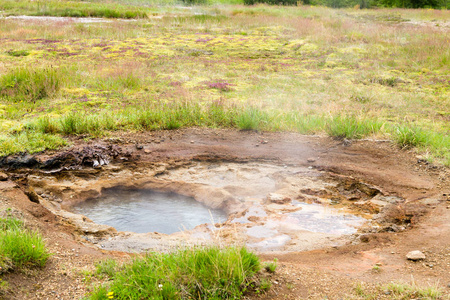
[0,128,449,299]
[0,2,449,299]
[0,4,449,164]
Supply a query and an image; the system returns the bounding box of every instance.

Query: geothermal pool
[72,187,227,234]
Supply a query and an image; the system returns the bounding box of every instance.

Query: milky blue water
[72,187,227,234]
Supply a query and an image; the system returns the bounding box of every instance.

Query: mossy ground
[0,4,449,163]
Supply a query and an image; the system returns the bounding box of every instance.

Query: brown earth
[0,128,449,299]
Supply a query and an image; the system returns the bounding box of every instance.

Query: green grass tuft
[236,107,269,131]
[264,258,277,273]
[0,216,51,270]
[393,125,429,149]
[385,282,443,299]
[89,246,261,300]
[326,115,383,139]
[0,67,64,103]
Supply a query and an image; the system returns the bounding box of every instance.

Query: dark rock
[42,151,80,170]
[41,145,121,170]
[0,153,41,169]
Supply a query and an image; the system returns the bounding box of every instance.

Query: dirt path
[1,128,449,299]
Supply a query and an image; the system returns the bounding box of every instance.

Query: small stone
[144,149,152,154]
[190,140,194,144]
[136,144,143,150]
[406,250,426,261]
[307,158,316,163]
[0,172,7,181]
[261,140,268,144]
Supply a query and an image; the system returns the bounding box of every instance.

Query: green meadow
[0,2,449,164]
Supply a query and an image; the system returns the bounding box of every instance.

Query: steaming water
[72,188,227,234]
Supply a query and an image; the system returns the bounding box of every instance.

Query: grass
[88,246,262,300]
[0,4,448,165]
[263,258,277,273]
[354,281,446,299]
[0,67,64,103]
[0,132,67,156]
[384,282,444,299]
[0,215,51,271]
[0,0,150,19]
[326,115,384,140]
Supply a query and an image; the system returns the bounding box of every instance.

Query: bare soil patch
[1,128,449,299]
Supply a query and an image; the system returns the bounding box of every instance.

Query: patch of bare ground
[1,129,449,299]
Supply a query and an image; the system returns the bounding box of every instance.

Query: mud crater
[27,160,404,253]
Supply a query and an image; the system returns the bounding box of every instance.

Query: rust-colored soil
[1,129,449,299]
